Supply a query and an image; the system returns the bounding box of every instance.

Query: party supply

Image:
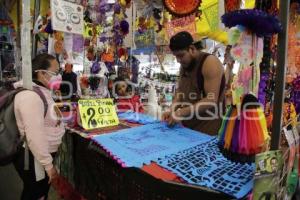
[228,26,242,45]
[156,138,255,199]
[72,34,84,53]
[218,94,270,163]
[230,28,264,102]
[120,20,129,35]
[292,76,300,113]
[117,111,159,124]
[258,72,269,106]
[225,0,241,12]
[92,123,212,167]
[163,0,201,16]
[218,106,233,145]
[51,0,84,35]
[222,9,282,37]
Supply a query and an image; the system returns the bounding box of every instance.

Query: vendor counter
[55,111,250,200]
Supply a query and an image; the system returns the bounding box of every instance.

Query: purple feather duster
[222,9,282,37]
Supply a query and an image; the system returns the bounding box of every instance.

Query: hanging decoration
[224,0,241,13]
[228,26,264,105]
[165,15,197,39]
[50,0,84,35]
[222,9,282,37]
[292,76,300,114]
[222,9,282,105]
[218,94,270,163]
[79,0,130,79]
[72,34,84,53]
[218,7,284,163]
[137,16,151,34]
[258,72,269,107]
[255,0,279,117]
[163,0,201,16]
[134,28,156,48]
[283,102,297,127]
[53,32,64,54]
[196,0,228,44]
[287,2,300,79]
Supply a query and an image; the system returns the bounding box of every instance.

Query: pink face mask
[48,74,62,90]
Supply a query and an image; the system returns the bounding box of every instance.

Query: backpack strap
[32,86,48,118]
[24,86,48,170]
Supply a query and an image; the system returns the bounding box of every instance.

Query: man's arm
[177,55,224,118]
[162,83,184,121]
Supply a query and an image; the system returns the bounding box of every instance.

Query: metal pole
[21,0,32,89]
[31,0,40,58]
[271,0,290,150]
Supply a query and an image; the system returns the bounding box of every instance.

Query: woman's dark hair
[114,77,126,88]
[32,53,56,79]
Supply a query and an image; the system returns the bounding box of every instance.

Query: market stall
[54,120,239,200]
[3,0,300,199]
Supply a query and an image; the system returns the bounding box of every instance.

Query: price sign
[78,99,119,130]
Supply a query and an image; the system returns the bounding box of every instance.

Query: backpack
[0,86,48,166]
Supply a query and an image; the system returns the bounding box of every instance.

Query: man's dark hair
[169,31,204,51]
[193,41,205,50]
[32,53,56,79]
[169,31,194,52]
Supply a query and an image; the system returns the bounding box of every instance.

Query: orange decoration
[101,46,115,63]
[164,0,201,16]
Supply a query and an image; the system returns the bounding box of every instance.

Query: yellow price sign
[78,99,119,130]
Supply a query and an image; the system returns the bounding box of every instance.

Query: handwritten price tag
[78,99,119,130]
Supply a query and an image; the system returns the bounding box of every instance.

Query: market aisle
[0,164,60,200]
[0,164,22,200]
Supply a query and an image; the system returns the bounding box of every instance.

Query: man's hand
[166,109,182,127]
[46,166,58,184]
[162,107,183,127]
[162,111,171,122]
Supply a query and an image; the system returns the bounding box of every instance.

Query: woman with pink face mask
[13,53,65,200]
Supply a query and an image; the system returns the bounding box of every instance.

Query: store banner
[134,28,155,49]
[165,15,197,39]
[51,0,84,35]
[78,99,119,130]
